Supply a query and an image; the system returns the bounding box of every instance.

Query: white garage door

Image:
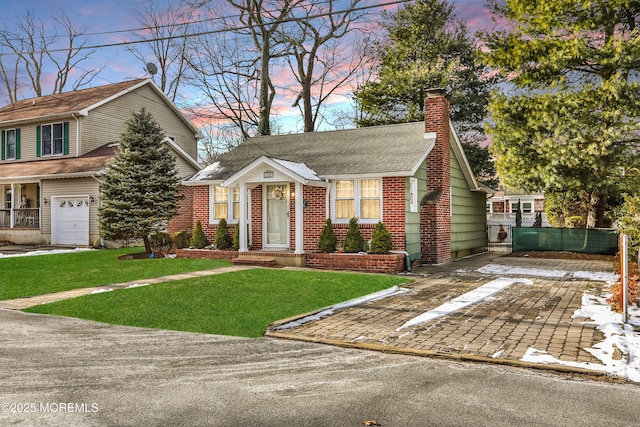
[52,197,90,246]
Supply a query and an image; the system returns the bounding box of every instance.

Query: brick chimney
[420,88,451,264]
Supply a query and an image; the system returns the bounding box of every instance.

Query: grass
[0,247,230,300]
[25,269,409,338]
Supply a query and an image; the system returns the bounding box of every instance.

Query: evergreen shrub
[344,217,365,253]
[190,220,208,249]
[215,218,233,250]
[369,222,392,254]
[318,219,337,253]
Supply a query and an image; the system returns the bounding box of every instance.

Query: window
[335,180,355,219]
[211,185,240,222]
[522,202,532,214]
[1,129,19,160]
[333,179,381,222]
[37,122,68,157]
[410,178,418,213]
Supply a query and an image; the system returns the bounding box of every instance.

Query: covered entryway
[51,196,90,246]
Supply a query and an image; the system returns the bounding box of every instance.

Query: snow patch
[272,286,409,331]
[0,248,93,258]
[477,264,568,278]
[397,278,534,330]
[189,161,223,181]
[91,288,113,294]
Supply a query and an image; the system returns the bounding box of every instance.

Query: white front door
[52,196,90,246]
[265,184,289,248]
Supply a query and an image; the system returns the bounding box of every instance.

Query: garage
[51,196,90,246]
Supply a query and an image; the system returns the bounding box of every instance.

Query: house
[0,78,201,247]
[486,189,549,245]
[175,89,491,269]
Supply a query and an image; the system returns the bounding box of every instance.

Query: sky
[0,0,501,132]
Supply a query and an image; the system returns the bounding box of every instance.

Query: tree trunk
[585,190,606,229]
[257,37,272,136]
[143,235,152,255]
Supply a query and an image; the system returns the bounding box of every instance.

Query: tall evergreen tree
[353,0,496,186]
[354,0,493,133]
[482,0,640,228]
[99,107,182,254]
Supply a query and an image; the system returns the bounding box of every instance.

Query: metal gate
[487,224,512,252]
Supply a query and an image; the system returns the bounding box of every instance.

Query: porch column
[239,182,249,253]
[9,183,15,228]
[294,181,304,254]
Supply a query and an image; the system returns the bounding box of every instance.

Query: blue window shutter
[63,122,69,155]
[1,130,5,161]
[15,128,20,159]
[36,125,41,157]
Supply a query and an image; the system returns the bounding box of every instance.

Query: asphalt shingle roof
[0,79,147,123]
[190,121,433,181]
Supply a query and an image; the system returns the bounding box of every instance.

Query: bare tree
[185,31,261,141]
[0,9,100,104]
[278,0,368,132]
[127,0,197,102]
[224,0,305,135]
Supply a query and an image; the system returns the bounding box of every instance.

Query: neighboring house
[0,78,201,247]
[177,89,491,266]
[486,189,549,244]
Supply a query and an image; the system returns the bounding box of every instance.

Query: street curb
[264,330,613,379]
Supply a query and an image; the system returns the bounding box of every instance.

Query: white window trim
[331,178,382,224]
[410,178,418,213]
[209,185,239,224]
[41,122,64,157]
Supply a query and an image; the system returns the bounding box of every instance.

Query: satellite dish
[146,62,158,75]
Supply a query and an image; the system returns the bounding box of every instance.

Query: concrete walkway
[0,265,256,310]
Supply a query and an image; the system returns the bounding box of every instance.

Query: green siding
[450,147,487,254]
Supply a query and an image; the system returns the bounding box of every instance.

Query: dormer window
[37,122,69,157]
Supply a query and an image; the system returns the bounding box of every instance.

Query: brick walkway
[267,253,617,374]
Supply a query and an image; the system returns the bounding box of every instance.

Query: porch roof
[187,122,435,183]
[0,143,116,182]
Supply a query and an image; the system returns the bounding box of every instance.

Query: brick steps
[231,256,277,268]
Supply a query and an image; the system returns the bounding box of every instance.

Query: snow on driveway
[396,277,534,330]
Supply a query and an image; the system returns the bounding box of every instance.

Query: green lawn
[0,248,230,300]
[25,269,409,338]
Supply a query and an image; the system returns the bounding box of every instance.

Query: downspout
[73,114,80,157]
[325,179,332,219]
[391,250,412,272]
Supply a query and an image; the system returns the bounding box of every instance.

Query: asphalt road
[1,309,638,427]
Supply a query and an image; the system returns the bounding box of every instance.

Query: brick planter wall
[306,252,405,274]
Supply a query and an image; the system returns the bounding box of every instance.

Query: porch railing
[0,208,40,229]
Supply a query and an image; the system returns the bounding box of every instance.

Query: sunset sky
[1,0,501,132]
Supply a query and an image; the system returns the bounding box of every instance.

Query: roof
[0,79,202,139]
[0,144,117,182]
[188,122,435,182]
[0,79,147,123]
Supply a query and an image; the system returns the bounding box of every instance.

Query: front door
[265,184,289,248]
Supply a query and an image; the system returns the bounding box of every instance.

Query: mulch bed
[507,251,616,261]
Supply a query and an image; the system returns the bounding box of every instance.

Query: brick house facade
[172,91,490,267]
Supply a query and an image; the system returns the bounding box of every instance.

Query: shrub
[344,217,365,253]
[189,220,208,249]
[233,223,240,250]
[172,231,192,249]
[318,219,337,253]
[369,222,392,254]
[607,275,639,313]
[149,232,174,257]
[533,212,542,228]
[215,218,233,250]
